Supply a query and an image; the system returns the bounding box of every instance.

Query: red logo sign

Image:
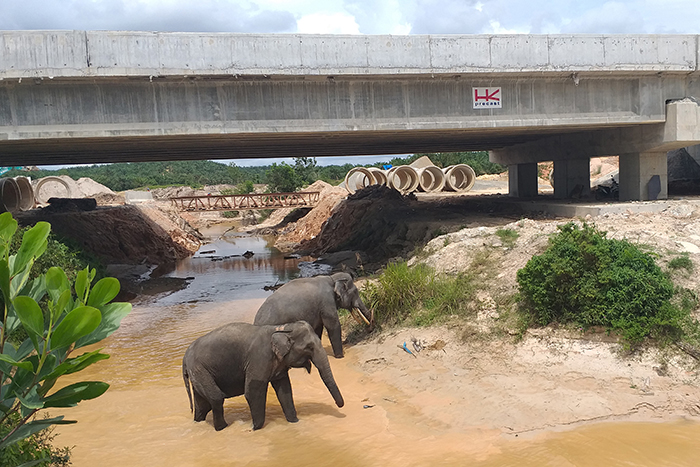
[473,87,502,109]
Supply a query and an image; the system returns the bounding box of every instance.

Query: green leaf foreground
[0,213,131,460]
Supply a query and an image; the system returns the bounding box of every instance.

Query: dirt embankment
[343,203,700,434]
[17,176,202,266]
[17,202,201,265]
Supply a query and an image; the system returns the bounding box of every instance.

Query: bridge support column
[618,152,667,201]
[508,163,538,198]
[552,158,590,199]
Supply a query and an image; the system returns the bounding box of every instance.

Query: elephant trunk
[312,345,344,408]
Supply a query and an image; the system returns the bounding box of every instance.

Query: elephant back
[253,276,333,327]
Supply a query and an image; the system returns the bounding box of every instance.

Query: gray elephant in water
[254,272,373,359]
[182,321,344,431]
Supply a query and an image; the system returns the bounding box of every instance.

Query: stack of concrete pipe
[342,156,476,195]
[0,176,36,213]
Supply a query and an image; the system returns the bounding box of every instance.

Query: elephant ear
[333,276,349,300]
[271,331,292,361]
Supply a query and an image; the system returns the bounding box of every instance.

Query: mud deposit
[52,296,700,467]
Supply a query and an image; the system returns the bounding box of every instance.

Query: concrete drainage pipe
[386,166,419,194]
[0,178,21,213]
[33,176,72,205]
[367,167,388,186]
[343,167,377,194]
[14,177,35,211]
[443,164,476,192]
[416,165,446,192]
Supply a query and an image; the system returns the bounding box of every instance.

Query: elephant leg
[211,399,227,431]
[271,373,298,423]
[324,319,344,358]
[193,391,212,422]
[245,380,269,430]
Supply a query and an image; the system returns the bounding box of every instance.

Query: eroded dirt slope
[16,202,201,265]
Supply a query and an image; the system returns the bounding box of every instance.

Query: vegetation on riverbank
[359,221,700,353]
[11,227,105,282]
[362,262,477,326]
[517,222,698,347]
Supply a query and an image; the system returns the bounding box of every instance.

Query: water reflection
[156,234,312,305]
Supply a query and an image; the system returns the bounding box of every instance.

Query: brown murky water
[53,234,700,466]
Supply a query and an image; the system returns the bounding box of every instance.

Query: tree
[293,157,318,184]
[226,163,243,185]
[265,163,302,193]
[0,213,132,464]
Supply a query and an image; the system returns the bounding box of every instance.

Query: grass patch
[257,209,274,222]
[495,228,519,248]
[361,262,477,327]
[431,227,448,239]
[668,253,693,274]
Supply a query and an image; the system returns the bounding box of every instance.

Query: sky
[3,0,700,35]
[5,0,700,168]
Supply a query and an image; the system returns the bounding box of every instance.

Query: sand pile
[274,181,348,248]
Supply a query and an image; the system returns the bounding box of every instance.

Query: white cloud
[297,12,361,34]
[487,20,522,35]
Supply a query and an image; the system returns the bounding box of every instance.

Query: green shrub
[265,163,302,193]
[0,413,70,466]
[221,211,239,218]
[516,222,685,345]
[11,228,103,282]
[362,262,475,326]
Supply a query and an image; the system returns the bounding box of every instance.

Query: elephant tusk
[349,307,363,325]
[351,307,371,326]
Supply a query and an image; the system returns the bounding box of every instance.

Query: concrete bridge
[1,31,700,201]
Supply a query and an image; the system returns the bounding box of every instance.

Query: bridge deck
[169,191,320,211]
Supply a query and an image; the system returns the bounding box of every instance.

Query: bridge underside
[0,124,634,166]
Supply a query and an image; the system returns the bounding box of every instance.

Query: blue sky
[8,0,700,169]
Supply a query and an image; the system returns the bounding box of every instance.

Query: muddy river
[54,228,700,466]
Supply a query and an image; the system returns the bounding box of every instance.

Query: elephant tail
[183,358,193,413]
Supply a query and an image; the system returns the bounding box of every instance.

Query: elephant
[254,272,373,359]
[182,321,344,431]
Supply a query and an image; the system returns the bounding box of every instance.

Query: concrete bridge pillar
[618,152,668,201]
[552,158,591,199]
[508,163,538,198]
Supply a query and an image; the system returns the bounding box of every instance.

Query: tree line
[7,151,504,193]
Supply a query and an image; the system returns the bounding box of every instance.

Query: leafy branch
[0,212,131,463]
